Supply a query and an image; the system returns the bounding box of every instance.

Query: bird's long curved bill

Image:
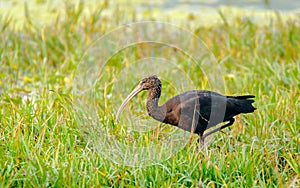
[116,84,143,122]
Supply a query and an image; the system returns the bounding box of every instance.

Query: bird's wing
[166,90,230,128]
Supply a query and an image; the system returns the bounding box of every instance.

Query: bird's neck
[146,87,166,122]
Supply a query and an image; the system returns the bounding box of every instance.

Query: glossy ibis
[116,75,256,146]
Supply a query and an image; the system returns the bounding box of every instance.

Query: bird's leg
[202,118,235,140]
[197,133,204,148]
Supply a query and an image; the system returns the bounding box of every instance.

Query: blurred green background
[0,0,299,187]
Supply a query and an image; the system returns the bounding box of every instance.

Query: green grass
[0,1,299,187]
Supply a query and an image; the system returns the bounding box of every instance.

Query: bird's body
[116,75,256,145]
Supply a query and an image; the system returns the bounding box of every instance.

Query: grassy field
[0,1,299,187]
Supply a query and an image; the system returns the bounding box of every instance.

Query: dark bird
[116,75,256,146]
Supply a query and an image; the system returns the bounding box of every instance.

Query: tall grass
[0,1,299,187]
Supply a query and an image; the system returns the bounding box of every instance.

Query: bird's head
[116,75,161,122]
[138,75,161,90]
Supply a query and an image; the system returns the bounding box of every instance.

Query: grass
[0,1,299,187]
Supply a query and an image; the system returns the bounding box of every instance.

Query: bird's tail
[228,95,256,113]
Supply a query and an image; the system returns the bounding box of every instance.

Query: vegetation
[0,1,299,187]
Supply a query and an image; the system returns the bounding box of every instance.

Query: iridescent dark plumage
[116,75,256,145]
